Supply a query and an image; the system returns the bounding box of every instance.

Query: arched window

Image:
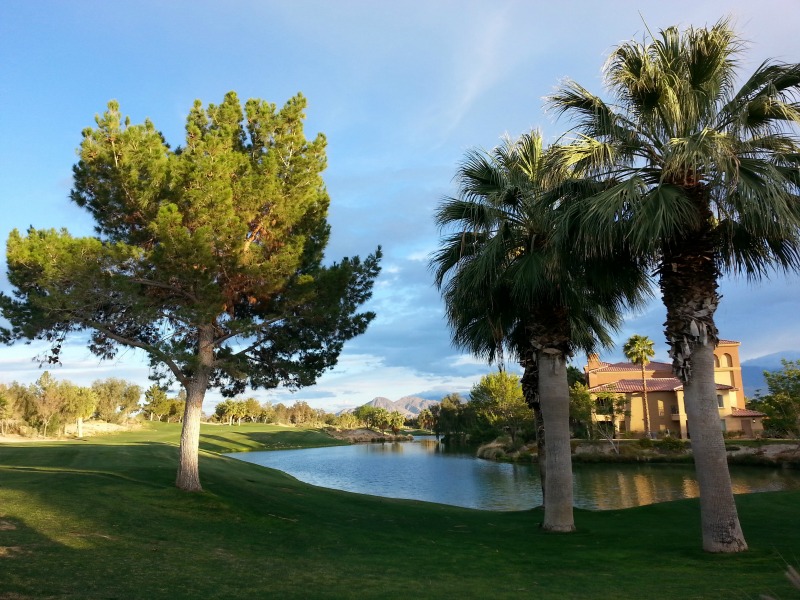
[714,354,720,368]
[723,353,733,367]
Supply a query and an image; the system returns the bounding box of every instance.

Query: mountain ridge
[741,351,800,398]
[339,395,440,417]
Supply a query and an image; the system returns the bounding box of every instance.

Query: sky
[1,0,799,414]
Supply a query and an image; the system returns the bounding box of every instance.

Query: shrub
[654,437,686,453]
[637,437,654,449]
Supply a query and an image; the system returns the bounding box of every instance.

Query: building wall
[586,340,756,438]
[621,390,681,436]
[713,341,745,408]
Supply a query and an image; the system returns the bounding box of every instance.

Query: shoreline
[477,438,800,467]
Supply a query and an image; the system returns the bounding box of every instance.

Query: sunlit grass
[0,423,798,599]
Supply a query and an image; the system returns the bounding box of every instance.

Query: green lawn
[0,423,797,599]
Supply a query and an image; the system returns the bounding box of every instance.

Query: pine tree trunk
[538,351,575,532]
[682,342,747,552]
[175,324,214,492]
[176,388,205,492]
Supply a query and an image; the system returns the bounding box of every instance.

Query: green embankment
[0,423,798,599]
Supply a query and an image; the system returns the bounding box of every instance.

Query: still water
[228,437,800,511]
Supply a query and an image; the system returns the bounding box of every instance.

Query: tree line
[0,372,141,437]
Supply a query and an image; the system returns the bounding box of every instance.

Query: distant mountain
[366,396,397,411]
[361,395,440,417]
[396,395,440,416]
[741,351,800,398]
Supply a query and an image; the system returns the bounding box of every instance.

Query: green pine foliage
[0,92,381,489]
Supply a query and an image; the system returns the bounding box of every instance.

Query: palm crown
[548,19,800,380]
[548,19,800,277]
[431,132,648,362]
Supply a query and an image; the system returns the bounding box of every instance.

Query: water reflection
[228,438,800,512]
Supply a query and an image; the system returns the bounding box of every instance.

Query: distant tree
[0,92,381,492]
[417,408,435,432]
[92,379,141,424]
[61,383,97,438]
[234,400,250,425]
[167,395,187,423]
[143,385,171,421]
[5,382,34,426]
[259,401,275,423]
[289,401,315,425]
[0,387,12,435]
[353,404,377,428]
[568,383,594,439]
[331,411,359,430]
[243,398,261,423]
[436,393,476,443]
[470,371,533,445]
[31,372,63,437]
[372,408,390,432]
[566,366,585,388]
[593,392,629,454]
[387,411,406,435]
[623,335,655,437]
[273,403,290,425]
[215,399,236,425]
[756,360,800,437]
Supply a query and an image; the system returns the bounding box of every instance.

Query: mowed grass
[0,423,798,599]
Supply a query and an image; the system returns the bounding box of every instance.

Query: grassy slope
[0,423,797,599]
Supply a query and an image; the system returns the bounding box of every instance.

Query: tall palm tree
[548,19,800,552]
[431,131,648,531]
[623,334,656,436]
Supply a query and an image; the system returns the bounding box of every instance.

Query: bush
[637,437,654,449]
[654,437,686,453]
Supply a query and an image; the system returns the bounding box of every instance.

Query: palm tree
[548,19,800,552]
[431,131,648,531]
[623,334,656,436]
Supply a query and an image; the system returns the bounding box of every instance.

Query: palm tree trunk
[538,351,575,532]
[520,348,545,505]
[682,342,747,552]
[660,204,747,552]
[641,364,650,437]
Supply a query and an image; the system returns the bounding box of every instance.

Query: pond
[228,437,800,511]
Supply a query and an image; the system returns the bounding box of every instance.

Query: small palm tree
[432,131,648,531]
[548,19,800,552]
[623,334,656,437]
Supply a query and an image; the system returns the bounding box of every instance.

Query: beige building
[585,340,764,439]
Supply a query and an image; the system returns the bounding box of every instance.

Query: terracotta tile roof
[588,378,735,394]
[590,361,673,373]
[717,340,740,345]
[730,408,766,418]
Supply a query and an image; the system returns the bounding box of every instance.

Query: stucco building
[585,340,764,438]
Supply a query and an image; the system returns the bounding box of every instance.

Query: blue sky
[1,1,799,413]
